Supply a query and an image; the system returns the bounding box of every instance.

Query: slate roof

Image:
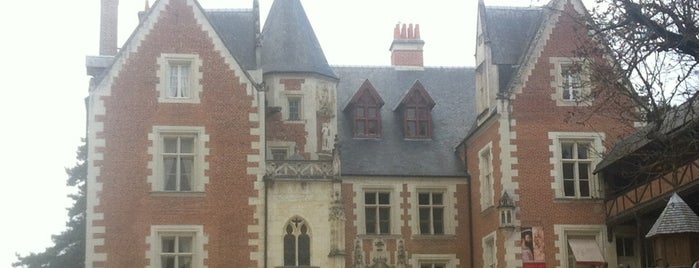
[646,193,699,237]
[484,6,543,65]
[334,66,476,177]
[260,0,337,79]
[482,6,544,92]
[595,101,699,174]
[206,9,258,71]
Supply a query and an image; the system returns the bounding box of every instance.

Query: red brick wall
[391,50,424,67]
[92,0,259,267]
[467,2,635,268]
[466,119,503,268]
[342,181,471,267]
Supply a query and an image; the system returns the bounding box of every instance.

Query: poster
[521,227,545,262]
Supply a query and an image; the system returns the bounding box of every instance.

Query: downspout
[467,172,475,268]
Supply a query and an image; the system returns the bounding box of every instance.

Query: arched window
[284,217,311,267]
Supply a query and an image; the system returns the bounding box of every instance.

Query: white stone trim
[496,100,520,268]
[156,53,203,103]
[147,126,209,192]
[410,253,460,268]
[353,184,401,235]
[482,231,497,268]
[553,224,609,268]
[145,225,208,268]
[549,57,592,106]
[548,132,605,199]
[478,142,495,211]
[266,141,296,159]
[407,182,459,236]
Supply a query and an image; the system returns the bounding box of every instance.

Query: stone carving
[396,239,407,268]
[265,160,334,179]
[316,86,335,118]
[354,239,364,268]
[321,123,332,152]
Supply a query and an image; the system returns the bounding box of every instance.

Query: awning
[568,239,606,266]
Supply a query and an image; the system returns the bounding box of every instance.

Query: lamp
[498,191,515,231]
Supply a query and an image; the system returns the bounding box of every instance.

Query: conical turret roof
[261,0,337,79]
[646,193,699,238]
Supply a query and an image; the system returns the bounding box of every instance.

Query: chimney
[100,0,119,56]
[390,23,425,68]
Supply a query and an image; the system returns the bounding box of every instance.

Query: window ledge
[404,138,433,141]
[357,234,402,239]
[553,197,603,203]
[285,120,306,124]
[150,191,206,198]
[411,234,456,240]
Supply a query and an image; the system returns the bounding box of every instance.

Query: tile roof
[260,0,337,79]
[334,66,476,177]
[646,193,699,237]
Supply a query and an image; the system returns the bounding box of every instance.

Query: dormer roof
[260,0,338,79]
[395,80,435,111]
[344,80,385,112]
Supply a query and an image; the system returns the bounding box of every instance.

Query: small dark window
[284,217,311,266]
[365,192,391,234]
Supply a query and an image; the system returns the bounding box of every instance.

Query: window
[163,136,194,191]
[616,236,634,257]
[412,254,458,268]
[353,100,381,138]
[288,97,301,121]
[270,148,288,160]
[562,64,582,101]
[146,225,207,268]
[405,106,431,138]
[484,235,496,268]
[421,263,446,268]
[148,126,209,193]
[346,80,384,138]
[168,63,190,98]
[549,132,604,199]
[561,141,592,198]
[284,217,311,267]
[365,192,391,235]
[418,192,444,235]
[554,225,606,268]
[160,235,193,268]
[479,144,494,210]
[550,57,591,106]
[397,81,435,139]
[157,54,202,103]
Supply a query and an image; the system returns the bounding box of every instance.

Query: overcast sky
[0,0,557,266]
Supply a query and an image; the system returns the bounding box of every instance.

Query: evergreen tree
[14,141,86,268]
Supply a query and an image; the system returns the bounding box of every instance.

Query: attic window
[346,80,384,138]
[397,81,435,139]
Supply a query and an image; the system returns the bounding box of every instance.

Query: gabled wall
[86,0,263,267]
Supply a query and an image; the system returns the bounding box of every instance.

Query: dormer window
[397,80,435,139]
[345,80,384,138]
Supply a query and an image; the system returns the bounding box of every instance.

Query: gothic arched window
[284,217,311,267]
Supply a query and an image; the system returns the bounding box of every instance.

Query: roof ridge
[205,8,253,12]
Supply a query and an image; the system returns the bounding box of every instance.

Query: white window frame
[554,224,608,268]
[146,225,208,268]
[550,57,591,106]
[157,54,202,104]
[286,95,303,121]
[417,191,446,235]
[148,126,209,193]
[483,232,496,268]
[410,254,459,268]
[356,186,399,236]
[549,132,604,199]
[408,183,458,237]
[266,141,295,161]
[479,143,494,210]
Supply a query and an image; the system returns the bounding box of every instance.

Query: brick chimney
[100,0,119,56]
[390,23,424,68]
